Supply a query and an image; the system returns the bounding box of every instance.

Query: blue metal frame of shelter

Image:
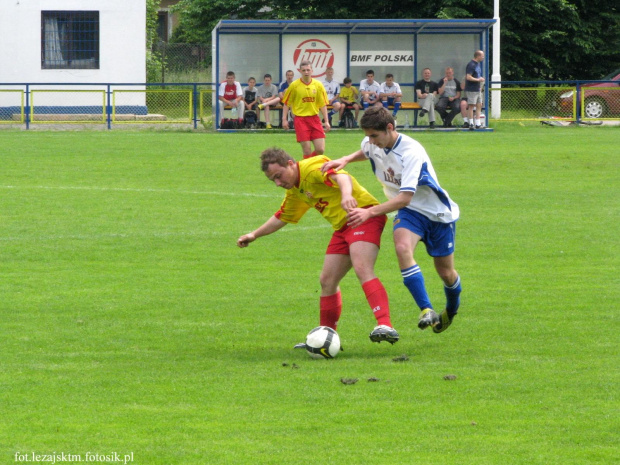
[212,19,496,128]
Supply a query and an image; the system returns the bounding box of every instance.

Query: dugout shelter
[212,19,495,128]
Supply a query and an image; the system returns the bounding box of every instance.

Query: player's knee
[393,241,413,261]
[319,273,338,294]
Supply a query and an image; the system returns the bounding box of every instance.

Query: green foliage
[146,0,166,82]
[170,0,620,81]
[0,129,618,464]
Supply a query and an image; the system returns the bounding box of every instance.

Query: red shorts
[326,214,387,255]
[294,115,325,143]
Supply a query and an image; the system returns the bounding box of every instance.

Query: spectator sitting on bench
[244,77,258,112]
[218,70,244,126]
[436,67,462,128]
[414,67,438,129]
[256,74,279,129]
[338,77,360,127]
[380,73,403,125]
[360,70,383,110]
[322,67,342,126]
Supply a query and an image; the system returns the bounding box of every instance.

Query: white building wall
[0,0,145,109]
[0,0,145,83]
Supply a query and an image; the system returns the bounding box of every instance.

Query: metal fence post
[193,83,198,129]
[25,84,30,130]
[107,84,112,130]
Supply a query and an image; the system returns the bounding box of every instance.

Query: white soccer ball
[304,326,341,359]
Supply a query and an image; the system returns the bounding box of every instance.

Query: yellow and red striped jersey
[282,78,328,117]
[275,155,379,230]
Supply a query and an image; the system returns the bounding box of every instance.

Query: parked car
[559,69,620,118]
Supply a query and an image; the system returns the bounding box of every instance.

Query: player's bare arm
[320,105,331,132]
[328,173,357,212]
[321,150,366,173]
[282,104,290,129]
[237,216,287,248]
[347,191,414,229]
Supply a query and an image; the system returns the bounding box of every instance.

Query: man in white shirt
[380,73,403,122]
[322,107,462,334]
[359,69,383,110]
[322,67,342,126]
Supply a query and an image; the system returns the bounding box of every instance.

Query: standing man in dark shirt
[464,50,485,130]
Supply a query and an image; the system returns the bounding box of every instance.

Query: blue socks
[401,265,432,310]
[393,102,401,115]
[444,275,461,317]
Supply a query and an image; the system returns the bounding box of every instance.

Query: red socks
[362,278,392,327]
[321,279,392,330]
[320,291,342,330]
[303,151,318,159]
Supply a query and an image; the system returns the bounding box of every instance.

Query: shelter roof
[214,19,496,35]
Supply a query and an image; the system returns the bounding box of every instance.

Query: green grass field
[1,125,618,464]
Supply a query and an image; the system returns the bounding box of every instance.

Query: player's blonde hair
[260,147,295,171]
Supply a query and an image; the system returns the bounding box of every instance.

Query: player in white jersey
[380,73,403,121]
[360,69,383,110]
[322,107,462,333]
[322,67,342,126]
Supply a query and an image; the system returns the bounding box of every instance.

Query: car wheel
[584,97,607,119]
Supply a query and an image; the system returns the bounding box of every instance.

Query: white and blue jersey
[361,134,459,223]
[322,78,340,101]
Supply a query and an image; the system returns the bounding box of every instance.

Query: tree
[170,0,620,80]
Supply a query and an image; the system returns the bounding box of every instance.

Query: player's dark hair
[226,71,235,77]
[386,73,394,79]
[264,74,272,79]
[260,147,295,171]
[360,107,395,131]
[366,70,374,76]
[343,77,352,84]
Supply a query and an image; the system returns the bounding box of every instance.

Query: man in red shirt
[218,71,244,127]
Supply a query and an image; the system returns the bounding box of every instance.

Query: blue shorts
[393,208,456,257]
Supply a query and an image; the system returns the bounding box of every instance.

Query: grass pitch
[1,125,618,464]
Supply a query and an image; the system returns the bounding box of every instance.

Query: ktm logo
[293,39,334,78]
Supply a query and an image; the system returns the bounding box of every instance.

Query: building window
[41,11,99,69]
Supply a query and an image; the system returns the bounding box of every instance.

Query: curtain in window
[43,17,66,67]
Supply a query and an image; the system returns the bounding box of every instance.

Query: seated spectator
[259,70,295,126]
[256,74,279,129]
[360,70,383,109]
[322,67,342,126]
[338,77,360,127]
[380,74,403,124]
[414,67,438,129]
[244,77,258,112]
[218,71,244,126]
[436,67,462,128]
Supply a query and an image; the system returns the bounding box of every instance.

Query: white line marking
[0,185,276,198]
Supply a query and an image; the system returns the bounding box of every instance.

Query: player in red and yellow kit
[237,148,400,346]
[282,61,330,159]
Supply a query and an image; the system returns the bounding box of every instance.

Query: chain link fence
[150,42,211,84]
[489,82,620,122]
[2,80,618,129]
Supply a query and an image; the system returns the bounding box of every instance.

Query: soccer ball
[304,326,341,359]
